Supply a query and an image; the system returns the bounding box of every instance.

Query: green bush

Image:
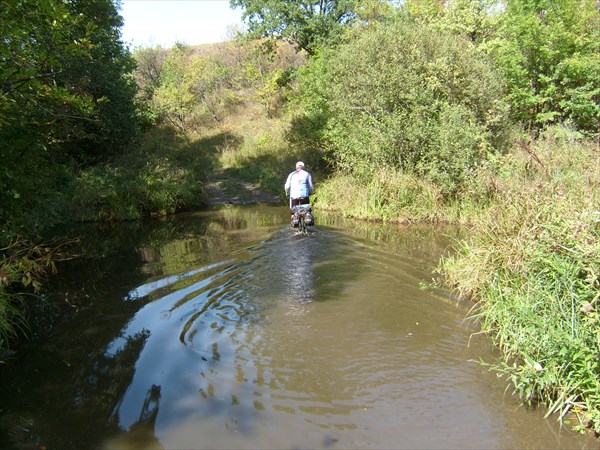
[441,126,600,433]
[296,19,510,197]
[71,155,207,222]
[484,0,600,135]
[0,239,60,351]
[70,166,141,221]
[138,162,206,215]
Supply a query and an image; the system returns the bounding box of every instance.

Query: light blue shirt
[285,169,314,199]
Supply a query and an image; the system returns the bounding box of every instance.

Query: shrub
[315,168,444,223]
[296,18,510,197]
[0,239,64,351]
[71,158,207,222]
[440,126,600,433]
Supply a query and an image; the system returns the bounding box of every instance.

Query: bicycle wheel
[298,214,307,234]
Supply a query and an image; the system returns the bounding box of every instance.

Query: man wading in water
[285,161,315,228]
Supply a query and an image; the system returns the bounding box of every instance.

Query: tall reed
[315,167,477,223]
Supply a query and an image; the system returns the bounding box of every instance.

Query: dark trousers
[291,197,310,208]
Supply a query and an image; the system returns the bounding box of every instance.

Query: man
[285,161,314,207]
[285,161,315,228]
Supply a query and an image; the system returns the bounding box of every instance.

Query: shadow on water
[0,205,597,449]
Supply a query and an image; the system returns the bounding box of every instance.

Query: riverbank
[440,133,600,436]
[313,126,600,436]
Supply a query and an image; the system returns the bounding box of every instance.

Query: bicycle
[297,209,308,235]
[291,204,313,235]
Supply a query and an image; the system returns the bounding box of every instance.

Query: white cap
[296,161,305,169]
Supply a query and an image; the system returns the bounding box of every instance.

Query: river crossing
[0,205,596,449]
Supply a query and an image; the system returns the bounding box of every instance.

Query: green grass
[216,118,328,198]
[440,126,600,434]
[218,125,293,195]
[314,169,448,223]
[70,127,214,222]
[0,292,27,353]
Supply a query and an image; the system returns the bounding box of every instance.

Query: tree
[60,0,139,161]
[132,46,169,127]
[296,19,509,195]
[236,40,301,118]
[1,0,94,236]
[400,0,600,135]
[192,56,235,123]
[148,44,232,132]
[134,47,168,100]
[483,0,600,134]
[402,0,446,19]
[432,0,496,44]
[150,45,201,133]
[230,0,359,55]
[1,0,139,238]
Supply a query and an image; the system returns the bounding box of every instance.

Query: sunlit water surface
[0,206,596,449]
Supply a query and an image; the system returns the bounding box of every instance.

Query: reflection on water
[0,206,596,449]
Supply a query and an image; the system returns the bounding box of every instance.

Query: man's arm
[307,173,315,195]
[284,173,292,196]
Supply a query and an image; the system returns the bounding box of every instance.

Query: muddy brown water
[0,205,597,449]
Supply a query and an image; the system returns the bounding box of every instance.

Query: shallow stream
[0,206,596,449]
